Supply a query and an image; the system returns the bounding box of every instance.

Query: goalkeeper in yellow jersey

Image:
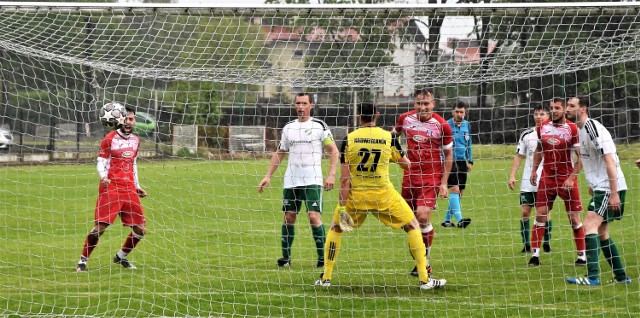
[314,102,446,290]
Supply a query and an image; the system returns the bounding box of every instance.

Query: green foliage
[485,1,640,106]
[266,0,398,104]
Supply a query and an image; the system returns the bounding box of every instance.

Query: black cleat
[76,262,87,272]
[521,245,532,253]
[277,258,291,267]
[113,254,136,269]
[457,218,472,228]
[528,256,540,267]
[410,265,432,277]
[316,259,324,268]
[574,258,587,266]
[441,221,454,228]
[543,243,551,253]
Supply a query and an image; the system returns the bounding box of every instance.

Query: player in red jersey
[76,103,148,272]
[527,98,585,267]
[393,88,453,277]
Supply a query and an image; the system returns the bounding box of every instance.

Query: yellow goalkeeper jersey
[339,126,405,190]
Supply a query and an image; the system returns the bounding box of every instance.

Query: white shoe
[419,277,446,290]
[314,279,331,287]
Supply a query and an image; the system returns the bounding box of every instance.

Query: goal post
[1,2,639,316]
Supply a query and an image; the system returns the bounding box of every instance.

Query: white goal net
[0,2,639,317]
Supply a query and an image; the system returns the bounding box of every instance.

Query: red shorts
[401,175,440,210]
[535,177,582,212]
[95,189,145,226]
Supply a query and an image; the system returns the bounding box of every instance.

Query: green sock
[520,219,530,246]
[281,225,295,260]
[601,238,627,281]
[543,220,552,246]
[311,225,326,260]
[585,233,600,280]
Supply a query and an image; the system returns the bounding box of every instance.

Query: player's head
[451,101,467,124]
[548,97,566,124]
[565,95,589,122]
[532,104,550,125]
[359,102,378,125]
[413,88,435,122]
[294,93,314,120]
[121,105,136,135]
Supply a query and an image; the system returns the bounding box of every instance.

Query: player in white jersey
[565,96,631,285]
[258,93,339,268]
[508,105,552,253]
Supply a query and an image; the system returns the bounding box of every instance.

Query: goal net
[1,2,639,316]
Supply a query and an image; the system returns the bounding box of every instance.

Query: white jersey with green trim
[279,117,334,188]
[579,118,627,192]
[516,127,542,193]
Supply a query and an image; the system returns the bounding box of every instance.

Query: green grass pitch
[1,144,639,317]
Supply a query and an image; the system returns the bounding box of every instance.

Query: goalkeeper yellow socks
[407,228,429,282]
[322,229,342,281]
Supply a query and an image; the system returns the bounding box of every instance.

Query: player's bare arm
[440,148,453,198]
[603,153,621,211]
[509,154,524,191]
[563,147,582,190]
[530,143,543,186]
[323,142,339,191]
[397,156,410,171]
[258,150,286,193]
[338,163,351,206]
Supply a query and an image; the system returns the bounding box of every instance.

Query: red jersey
[98,130,140,192]
[395,110,453,177]
[536,119,579,178]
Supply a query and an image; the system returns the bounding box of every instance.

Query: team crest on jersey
[546,138,560,145]
[412,135,426,142]
[122,151,134,158]
[304,129,312,136]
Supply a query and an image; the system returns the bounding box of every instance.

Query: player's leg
[529,185,553,265]
[543,214,552,253]
[77,222,110,272]
[519,194,533,253]
[599,191,630,283]
[376,190,444,289]
[115,194,146,269]
[305,185,326,268]
[316,201,365,286]
[444,163,460,225]
[77,192,119,272]
[561,185,586,264]
[452,162,471,228]
[279,187,301,267]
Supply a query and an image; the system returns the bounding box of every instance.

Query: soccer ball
[99,102,127,129]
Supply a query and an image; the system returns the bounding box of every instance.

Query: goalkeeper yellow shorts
[333,188,414,230]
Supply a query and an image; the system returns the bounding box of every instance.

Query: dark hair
[453,101,467,110]
[296,92,314,104]
[414,88,434,98]
[533,104,549,113]
[576,95,590,108]
[359,102,376,123]
[551,97,565,105]
[125,105,136,115]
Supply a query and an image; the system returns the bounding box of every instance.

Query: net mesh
[0,3,639,317]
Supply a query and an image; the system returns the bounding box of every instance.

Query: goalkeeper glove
[336,205,354,232]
